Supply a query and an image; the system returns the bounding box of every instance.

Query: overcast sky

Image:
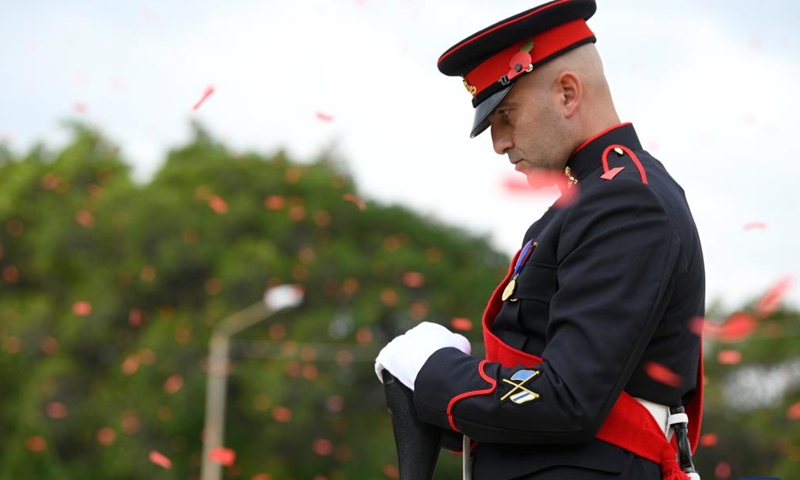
[2,0,799,312]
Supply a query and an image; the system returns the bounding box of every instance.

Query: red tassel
[661,457,689,480]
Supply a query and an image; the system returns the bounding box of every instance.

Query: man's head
[437,0,619,172]
[487,43,619,173]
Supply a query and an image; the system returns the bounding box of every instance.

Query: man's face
[488,71,571,178]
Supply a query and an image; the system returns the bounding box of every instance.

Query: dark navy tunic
[414,123,705,479]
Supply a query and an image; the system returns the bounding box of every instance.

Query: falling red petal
[72,301,92,316]
[45,402,69,419]
[25,436,47,452]
[755,275,793,317]
[312,438,334,456]
[500,174,532,194]
[600,167,625,180]
[149,450,173,469]
[75,210,95,227]
[743,222,766,231]
[553,183,579,207]
[643,361,683,387]
[451,318,473,331]
[714,460,731,479]
[129,309,145,327]
[717,349,742,365]
[121,356,139,375]
[193,85,215,111]
[316,112,334,122]
[326,395,345,413]
[356,327,372,345]
[208,195,228,214]
[39,336,59,355]
[699,433,718,447]
[381,464,399,480]
[402,272,425,288]
[343,193,366,211]
[787,401,800,421]
[73,103,88,114]
[2,265,19,283]
[717,312,756,343]
[264,195,285,210]
[272,406,292,423]
[164,374,184,394]
[689,316,710,337]
[96,427,116,445]
[209,447,237,466]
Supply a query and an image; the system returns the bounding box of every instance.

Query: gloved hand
[375,322,471,391]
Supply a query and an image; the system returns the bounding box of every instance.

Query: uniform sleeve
[414,178,682,444]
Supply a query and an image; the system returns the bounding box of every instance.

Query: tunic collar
[564,122,642,183]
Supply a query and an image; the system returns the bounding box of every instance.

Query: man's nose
[491,127,513,156]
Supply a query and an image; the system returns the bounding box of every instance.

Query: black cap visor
[470,83,514,138]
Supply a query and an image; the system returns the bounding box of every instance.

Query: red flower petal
[714,460,731,479]
[72,301,92,316]
[717,312,756,343]
[312,438,334,456]
[755,275,793,317]
[209,446,236,466]
[402,272,424,288]
[164,374,184,394]
[600,167,625,180]
[193,85,215,111]
[743,222,766,230]
[208,195,228,214]
[25,436,47,452]
[699,433,718,447]
[787,401,800,421]
[643,361,683,387]
[451,318,473,332]
[342,193,366,211]
[717,349,742,365]
[316,112,334,122]
[148,450,172,469]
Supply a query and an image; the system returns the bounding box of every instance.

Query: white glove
[374,322,471,391]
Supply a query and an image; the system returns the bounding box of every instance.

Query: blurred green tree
[0,121,508,479]
[694,298,799,480]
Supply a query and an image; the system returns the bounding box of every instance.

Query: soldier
[376,1,705,479]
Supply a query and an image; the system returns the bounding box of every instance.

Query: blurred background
[1,1,798,479]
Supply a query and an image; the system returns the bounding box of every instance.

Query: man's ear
[558,71,582,118]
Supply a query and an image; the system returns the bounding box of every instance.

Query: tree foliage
[0,122,506,479]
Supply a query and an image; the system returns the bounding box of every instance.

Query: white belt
[635,397,674,441]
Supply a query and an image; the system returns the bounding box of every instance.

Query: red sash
[481,249,703,480]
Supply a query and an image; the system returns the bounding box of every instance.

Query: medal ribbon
[513,239,535,277]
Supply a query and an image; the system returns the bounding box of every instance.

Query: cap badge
[462,78,478,96]
[498,39,535,86]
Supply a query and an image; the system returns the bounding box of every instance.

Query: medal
[502,240,537,302]
[502,277,517,301]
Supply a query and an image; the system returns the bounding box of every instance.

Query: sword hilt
[670,406,698,475]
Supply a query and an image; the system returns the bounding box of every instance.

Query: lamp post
[200,285,304,480]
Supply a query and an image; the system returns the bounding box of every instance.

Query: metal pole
[200,301,270,480]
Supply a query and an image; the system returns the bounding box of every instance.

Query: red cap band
[462,19,594,98]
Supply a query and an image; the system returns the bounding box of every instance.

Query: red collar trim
[572,122,633,156]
